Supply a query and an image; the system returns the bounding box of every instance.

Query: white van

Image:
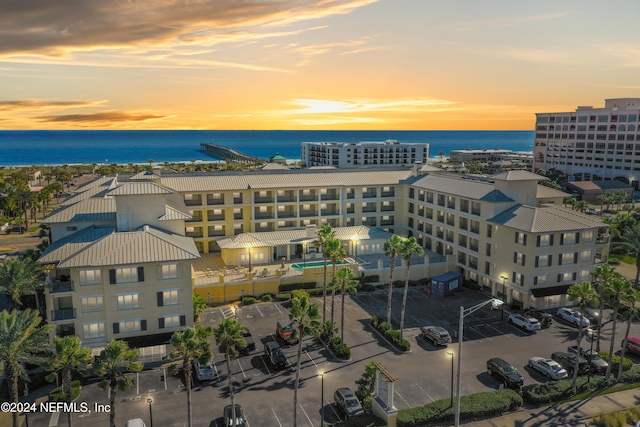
[125,419,147,427]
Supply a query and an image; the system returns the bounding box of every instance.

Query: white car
[507,313,541,331]
[528,357,568,380]
[193,360,215,382]
[556,307,590,328]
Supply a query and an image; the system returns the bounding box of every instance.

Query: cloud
[35,111,167,125]
[285,97,457,115]
[0,0,379,58]
[0,99,104,111]
[433,12,570,32]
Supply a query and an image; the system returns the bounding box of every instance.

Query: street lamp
[447,351,454,407]
[247,247,253,273]
[454,298,503,427]
[500,276,508,321]
[303,242,307,268]
[233,306,237,320]
[319,371,325,427]
[147,397,153,427]
[352,238,359,259]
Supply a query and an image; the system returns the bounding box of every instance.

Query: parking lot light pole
[500,276,508,321]
[319,371,325,426]
[447,351,454,407]
[147,397,153,427]
[455,298,503,427]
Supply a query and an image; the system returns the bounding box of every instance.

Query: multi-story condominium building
[450,149,533,168]
[40,175,199,348]
[40,166,609,345]
[533,98,640,184]
[301,140,429,167]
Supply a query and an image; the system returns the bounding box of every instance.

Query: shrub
[291,289,309,300]
[275,293,291,301]
[361,284,376,292]
[370,315,381,329]
[319,321,338,341]
[393,280,404,288]
[328,336,351,359]
[242,296,257,305]
[307,288,324,297]
[620,366,640,383]
[260,293,272,302]
[370,317,410,351]
[279,282,317,292]
[522,376,606,404]
[363,275,379,283]
[600,351,633,372]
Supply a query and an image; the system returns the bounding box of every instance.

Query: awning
[531,285,570,298]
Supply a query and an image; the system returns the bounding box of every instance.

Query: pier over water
[200,143,265,164]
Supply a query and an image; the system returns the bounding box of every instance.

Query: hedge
[260,293,273,302]
[242,296,257,305]
[599,351,634,372]
[275,293,291,301]
[363,275,380,284]
[328,336,351,359]
[397,389,522,426]
[291,289,309,300]
[522,376,607,404]
[369,316,410,351]
[279,282,317,292]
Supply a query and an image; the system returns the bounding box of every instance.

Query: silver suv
[421,326,451,346]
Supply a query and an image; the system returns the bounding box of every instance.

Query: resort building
[301,140,429,167]
[450,149,533,168]
[532,98,640,185]
[40,166,610,345]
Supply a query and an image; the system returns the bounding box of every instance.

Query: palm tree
[383,235,403,325]
[289,295,321,427]
[192,293,208,323]
[335,267,358,344]
[399,237,424,340]
[614,223,640,285]
[0,309,51,427]
[92,340,143,427]
[45,336,92,427]
[0,257,43,310]
[313,225,336,324]
[591,264,619,352]
[213,319,245,426]
[169,325,213,427]
[574,200,588,213]
[438,151,445,163]
[325,237,346,329]
[567,281,598,393]
[563,196,576,209]
[602,276,634,384]
[618,290,640,381]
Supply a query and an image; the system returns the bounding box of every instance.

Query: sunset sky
[1,0,639,130]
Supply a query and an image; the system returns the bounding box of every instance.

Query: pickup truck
[568,345,608,374]
[276,320,298,346]
[5,225,26,234]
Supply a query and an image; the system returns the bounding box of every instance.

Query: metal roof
[489,204,606,232]
[490,170,542,181]
[130,171,161,180]
[39,227,115,264]
[159,205,192,221]
[107,182,173,196]
[43,198,116,224]
[410,175,498,200]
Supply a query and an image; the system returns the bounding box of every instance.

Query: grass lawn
[609,253,637,264]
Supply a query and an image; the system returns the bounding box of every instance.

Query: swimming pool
[291,259,349,271]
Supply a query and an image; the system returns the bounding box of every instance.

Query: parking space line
[274,304,283,314]
[328,401,341,420]
[255,306,264,317]
[487,324,508,336]
[213,363,221,382]
[469,326,491,340]
[415,383,435,402]
[271,408,283,427]
[163,368,167,391]
[237,359,246,379]
[260,355,271,374]
[220,307,228,319]
[304,349,317,367]
[395,389,411,408]
[298,402,314,427]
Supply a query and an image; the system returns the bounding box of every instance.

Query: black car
[583,308,601,325]
[551,351,590,375]
[5,225,26,234]
[223,404,246,427]
[567,346,608,374]
[264,342,287,370]
[486,358,524,388]
[524,310,553,328]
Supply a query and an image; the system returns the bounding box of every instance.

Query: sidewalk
[463,387,640,427]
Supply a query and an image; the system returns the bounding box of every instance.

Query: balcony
[51,308,76,321]
[321,190,339,201]
[206,196,225,205]
[186,230,204,238]
[596,235,610,244]
[277,210,297,218]
[381,204,394,212]
[299,192,317,202]
[233,195,243,204]
[234,212,243,220]
[321,208,339,216]
[56,324,76,337]
[187,215,203,223]
[254,196,275,204]
[381,189,395,197]
[184,197,202,206]
[362,206,377,213]
[363,191,377,198]
[207,213,224,221]
[254,212,275,220]
[300,210,318,217]
[277,192,296,203]
[49,280,74,293]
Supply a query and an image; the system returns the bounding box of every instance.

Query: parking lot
[35,286,640,427]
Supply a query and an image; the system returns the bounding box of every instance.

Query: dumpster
[431,272,463,297]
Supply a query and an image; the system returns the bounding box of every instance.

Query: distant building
[301,140,429,167]
[566,180,633,204]
[269,152,287,164]
[450,149,533,170]
[533,98,640,186]
[29,170,41,182]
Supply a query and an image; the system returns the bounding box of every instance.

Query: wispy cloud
[0,99,105,111]
[36,111,167,125]
[433,12,570,32]
[285,97,457,115]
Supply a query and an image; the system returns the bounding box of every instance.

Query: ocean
[0,130,534,166]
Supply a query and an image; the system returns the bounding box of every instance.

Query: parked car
[420,326,451,346]
[556,307,590,328]
[551,351,590,375]
[524,309,553,328]
[223,404,246,427]
[567,345,608,374]
[623,336,640,356]
[241,327,256,354]
[276,320,298,346]
[5,225,26,234]
[333,387,365,419]
[528,357,568,380]
[264,342,287,370]
[125,419,147,427]
[486,358,524,388]
[507,313,541,332]
[583,308,601,325]
[192,360,214,382]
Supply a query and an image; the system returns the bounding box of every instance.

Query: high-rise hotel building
[301,140,429,167]
[532,98,640,185]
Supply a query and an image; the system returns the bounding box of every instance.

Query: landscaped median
[369,315,411,351]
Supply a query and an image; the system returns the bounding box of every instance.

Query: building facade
[450,149,533,168]
[533,98,640,185]
[301,140,429,167]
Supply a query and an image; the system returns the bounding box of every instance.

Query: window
[159,289,179,306]
[537,234,553,247]
[162,263,178,280]
[580,250,592,262]
[514,252,526,266]
[535,255,551,267]
[580,269,591,281]
[561,232,579,245]
[582,230,594,242]
[515,232,527,246]
[80,295,103,313]
[159,315,186,329]
[561,252,578,265]
[533,275,548,285]
[79,268,102,286]
[512,272,524,286]
[116,319,145,334]
[117,293,140,310]
[83,321,105,339]
[112,266,141,284]
[558,272,577,283]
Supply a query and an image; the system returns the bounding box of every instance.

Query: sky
[1,0,639,131]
